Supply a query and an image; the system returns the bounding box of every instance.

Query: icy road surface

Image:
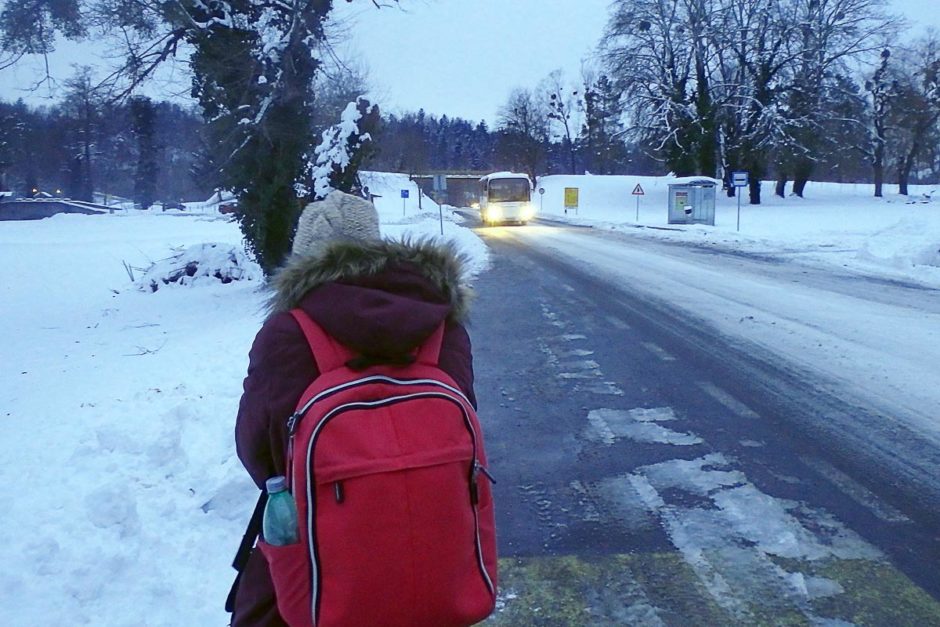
[475,223,940,625]
[515,225,940,437]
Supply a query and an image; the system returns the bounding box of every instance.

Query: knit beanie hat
[291,190,381,258]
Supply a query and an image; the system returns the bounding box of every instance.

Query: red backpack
[258,308,498,627]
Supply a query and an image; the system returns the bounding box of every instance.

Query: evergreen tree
[186,1,331,275]
[130,96,158,209]
[581,74,627,174]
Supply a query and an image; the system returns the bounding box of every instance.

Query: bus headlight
[521,204,535,220]
[487,206,502,221]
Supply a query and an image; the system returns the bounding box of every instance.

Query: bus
[479,172,535,225]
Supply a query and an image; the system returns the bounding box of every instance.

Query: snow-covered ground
[1,171,938,624]
[535,174,940,288]
[0,173,485,625]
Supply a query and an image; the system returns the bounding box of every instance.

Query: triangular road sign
[632,183,645,196]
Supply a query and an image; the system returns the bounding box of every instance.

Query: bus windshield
[487,178,530,203]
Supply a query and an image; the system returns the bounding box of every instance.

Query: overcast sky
[1,0,938,124]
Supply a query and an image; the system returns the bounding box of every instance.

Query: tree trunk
[792,156,813,198]
[873,142,885,198]
[775,177,787,198]
[898,159,911,196]
[898,140,920,196]
[748,178,761,205]
[793,178,809,197]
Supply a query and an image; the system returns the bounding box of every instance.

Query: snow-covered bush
[135,243,262,292]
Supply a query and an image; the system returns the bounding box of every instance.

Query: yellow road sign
[564,187,579,208]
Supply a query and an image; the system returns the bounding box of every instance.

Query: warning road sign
[632,184,645,196]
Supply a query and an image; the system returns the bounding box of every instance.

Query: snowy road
[473,223,940,625]
[509,224,940,502]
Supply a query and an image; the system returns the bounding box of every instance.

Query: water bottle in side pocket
[263,476,299,545]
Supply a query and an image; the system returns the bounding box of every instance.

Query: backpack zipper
[286,375,473,484]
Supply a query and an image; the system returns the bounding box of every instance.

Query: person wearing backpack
[228,190,497,627]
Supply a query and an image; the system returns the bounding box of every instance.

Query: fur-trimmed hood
[268,236,472,323]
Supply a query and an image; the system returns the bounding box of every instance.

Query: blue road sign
[401,189,410,198]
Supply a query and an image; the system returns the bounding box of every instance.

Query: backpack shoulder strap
[415,322,446,366]
[224,490,267,613]
[289,308,353,373]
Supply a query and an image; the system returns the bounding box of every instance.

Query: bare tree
[602,0,718,177]
[541,69,582,174]
[890,34,940,195]
[496,88,549,183]
[775,0,898,197]
[603,0,896,202]
[859,48,899,197]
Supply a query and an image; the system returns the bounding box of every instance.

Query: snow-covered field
[1,171,937,624]
[535,174,940,288]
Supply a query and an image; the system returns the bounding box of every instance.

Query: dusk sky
[0,0,938,124]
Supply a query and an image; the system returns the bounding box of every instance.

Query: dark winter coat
[231,238,476,627]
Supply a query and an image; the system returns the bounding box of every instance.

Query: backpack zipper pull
[287,411,301,435]
[470,461,495,505]
[473,460,496,484]
[334,481,345,504]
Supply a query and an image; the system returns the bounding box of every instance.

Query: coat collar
[267,236,472,322]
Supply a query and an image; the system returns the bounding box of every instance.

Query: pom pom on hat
[291,190,381,258]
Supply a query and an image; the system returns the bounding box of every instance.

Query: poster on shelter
[675,190,689,211]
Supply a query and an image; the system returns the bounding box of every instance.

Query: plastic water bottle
[263,476,299,546]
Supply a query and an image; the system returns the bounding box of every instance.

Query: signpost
[431,176,448,234]
[400,189,409,217]
[631,183,645,221]
[564,187,579,215]
[731,171,748,231]
[538,186,545,213]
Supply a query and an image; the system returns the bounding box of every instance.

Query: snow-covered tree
[773,0,896,198]
[305,97,380,200]
[602,0,720,178]
[861,49,899,197]
[603,0,894,202]
[0,0,394,274]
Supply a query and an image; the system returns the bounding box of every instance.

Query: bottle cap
[266,476,287,494]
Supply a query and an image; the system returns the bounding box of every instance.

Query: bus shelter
[667,178,718,226]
